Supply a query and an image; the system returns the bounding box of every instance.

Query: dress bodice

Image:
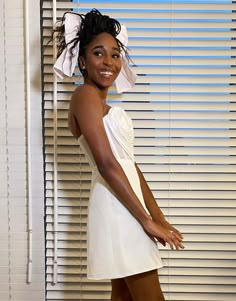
[78,106,134,170]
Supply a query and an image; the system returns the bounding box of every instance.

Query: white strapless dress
[78,106,162,280]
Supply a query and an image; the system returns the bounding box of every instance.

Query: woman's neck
[84,79,109,100]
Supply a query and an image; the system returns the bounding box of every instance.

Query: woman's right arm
[71,85,183,249]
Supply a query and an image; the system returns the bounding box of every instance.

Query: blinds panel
[42,1,236,300]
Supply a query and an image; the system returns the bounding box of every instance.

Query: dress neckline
[103,105,114,120]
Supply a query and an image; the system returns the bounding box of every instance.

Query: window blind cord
[52,0,58,285]
[3,0,12,298]
[24,0,33,284]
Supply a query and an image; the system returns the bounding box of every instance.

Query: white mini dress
[78,106,163,280]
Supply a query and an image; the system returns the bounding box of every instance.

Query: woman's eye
[94,51,103,57]
[113,53,120,59]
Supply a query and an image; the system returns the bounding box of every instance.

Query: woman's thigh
[124,269,165,301]
[111,278,133,301]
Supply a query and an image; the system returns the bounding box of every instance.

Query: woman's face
[80,32,122,91]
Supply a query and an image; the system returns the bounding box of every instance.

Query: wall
[0,0,45,300]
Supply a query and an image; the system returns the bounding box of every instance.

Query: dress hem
[87,263,163,280]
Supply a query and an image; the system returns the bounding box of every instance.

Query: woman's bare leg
[125,269,165,301]
[111,278,133,301]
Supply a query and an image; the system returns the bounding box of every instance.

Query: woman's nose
[103,55,112,66]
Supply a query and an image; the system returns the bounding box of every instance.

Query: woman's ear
[79,56,86,70]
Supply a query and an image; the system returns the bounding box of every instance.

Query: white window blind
[42,1,236,300]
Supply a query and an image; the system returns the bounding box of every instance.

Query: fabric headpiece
[53,13,137,93]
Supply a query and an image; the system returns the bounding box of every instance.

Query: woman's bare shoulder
[70,84,103,122]
[71,84,100,104]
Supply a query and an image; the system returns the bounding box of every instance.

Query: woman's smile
[99,69,114,78]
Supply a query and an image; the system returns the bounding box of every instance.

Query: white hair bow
[53,13,137,93]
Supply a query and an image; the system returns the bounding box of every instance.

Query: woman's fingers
[173,231,183,242]
[167,224,183,240]
[167,230,185,250]
[156,236,166,247]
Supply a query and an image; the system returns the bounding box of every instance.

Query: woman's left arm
[135,163,165,222]
[135,163,184,246]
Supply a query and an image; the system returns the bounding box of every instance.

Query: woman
[53,9,184,301]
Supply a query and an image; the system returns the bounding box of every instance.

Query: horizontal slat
[44,28,236,41]
[43,90,236,102]
[43,9,236,21]
[45,214,236,225]
[43,67,236,79]
[44,45,236,59]
[43,2,236,10]
[45,180,236,191]
[45,162,236,173]
[45,205,236,216]
[44,146,236,157]
[45,197,236,209]
[43,82,236,93]
[45,274,236,288]
[45,110,236,119]
[45,257,235,270]
[43,99,236,111]
[45,170,236,182]
[44,155,236,164]
[45,189,236,200]
[44,76,236,87]
[44,55,236,66]
[45,264,236,277]
[43,16,236,30]
[45,136,236,147]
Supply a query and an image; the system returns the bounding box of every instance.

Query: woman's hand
[142,217,185,250]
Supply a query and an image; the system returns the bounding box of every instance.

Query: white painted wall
[0,0,45,300]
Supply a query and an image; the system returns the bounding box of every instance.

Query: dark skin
[68,32,184,301]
